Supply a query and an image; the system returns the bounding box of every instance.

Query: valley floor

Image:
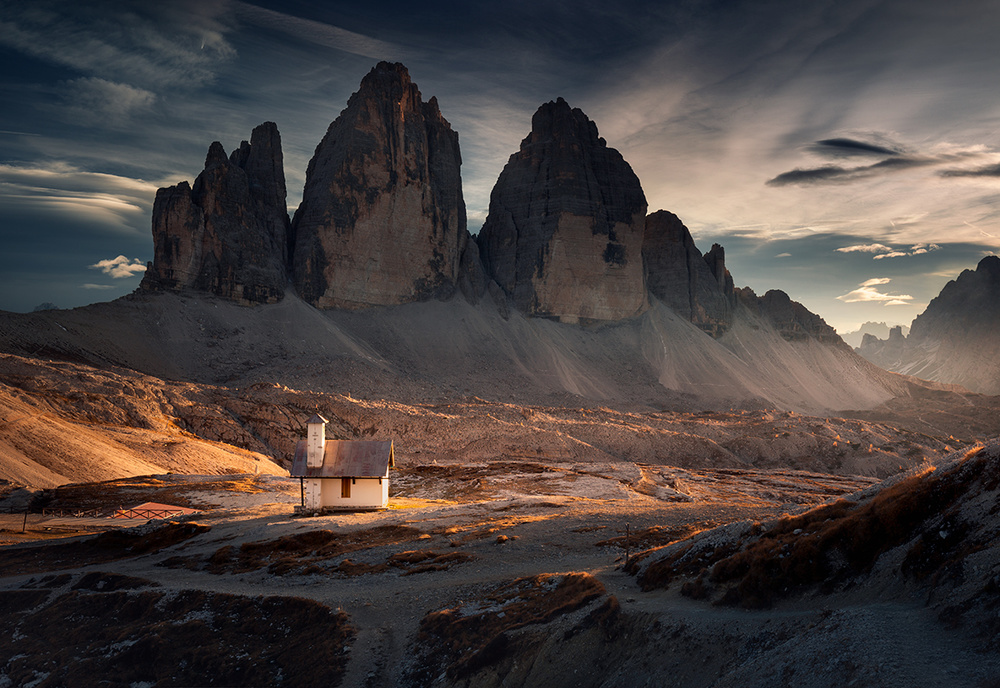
[2,460,998,687]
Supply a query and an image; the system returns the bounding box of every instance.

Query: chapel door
[341,477,351,498]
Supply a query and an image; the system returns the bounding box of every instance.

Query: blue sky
[2,0,999,332]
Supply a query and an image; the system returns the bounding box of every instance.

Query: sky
[2,0,1000,333]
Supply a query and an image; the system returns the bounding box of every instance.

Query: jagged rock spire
[290,61,467,309]
[140,122,289,305]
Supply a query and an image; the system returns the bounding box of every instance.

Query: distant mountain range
[0,62,939,414]
[857,255,1000,394]
[839,322,909,349]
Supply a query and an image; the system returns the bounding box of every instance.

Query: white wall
[316,477,388,509]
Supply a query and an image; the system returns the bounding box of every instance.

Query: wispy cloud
[837,278,914,304]
[60,78,157,126]
[0,162,158,234]
[766,129,997,187]
[837,243,892,254]
[837,242,941,260]
[0,0,235,89]
[767,155,939,186]
[83,283,117,290]
[89,255,147,278]
[231,2,405,61]
[940,162,1000,178]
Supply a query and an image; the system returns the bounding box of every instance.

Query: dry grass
[411,572,606,681]
[174,524,432,576]
[637,446,1000,608]
[0,572,354,687]
[596,522,716,552]
[0,522,210,576]
[32,474,269,513]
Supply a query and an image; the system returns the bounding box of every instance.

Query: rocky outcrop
[477,98,648,323]
[140,122,289,305]
[737,287,844,345]
[857,255,1000,393]
[291,62,467,309]
[643,210,734,337]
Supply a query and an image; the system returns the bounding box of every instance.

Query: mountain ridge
[857,255,1000,393]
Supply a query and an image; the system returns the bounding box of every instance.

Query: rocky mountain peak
[205,141,228,168]
[140,122,289,305]
[856,255,1000,393]
[909,253,1000,342]
[526,97,601,148]
[477,99,648,323]
[291,62,467,309]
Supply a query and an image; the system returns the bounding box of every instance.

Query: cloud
[837,244,892,254]
[89,255,147,278]
[775,252,791,258]
[837,279,914,304]
[231,2,405,61]
[872,251,908,260]
[768,129,993,188]
[61,78,157,125]
[767,156,936,186]
[809,137,902,158]
[0,162,158,234]
[0,1,236,89]
[939,162,1000,178]
[837,242,941,260]
[909,243,942,255]
[83,283,117,290]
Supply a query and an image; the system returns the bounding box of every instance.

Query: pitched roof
[306,413,328,425]
[290,440,394,478]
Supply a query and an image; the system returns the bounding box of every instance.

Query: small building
[290,414,394,511]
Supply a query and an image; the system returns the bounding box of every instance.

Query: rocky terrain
[857,255,1000,394]
[3,351,991,490]
[2,443,999,687]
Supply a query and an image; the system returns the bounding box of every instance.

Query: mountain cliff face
[477,98,648,324]
[290,62,467,310]
[857,256,1000,393]
[140,122,289,305]
[643,210,735,337]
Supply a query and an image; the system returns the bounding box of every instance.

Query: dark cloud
[767,165,850,185]
[810,138,902,158]
[939,162,1000,178]
[766,156,933,186]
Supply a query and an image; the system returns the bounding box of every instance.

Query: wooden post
[21,510,27,534]
[625,523,630,567]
